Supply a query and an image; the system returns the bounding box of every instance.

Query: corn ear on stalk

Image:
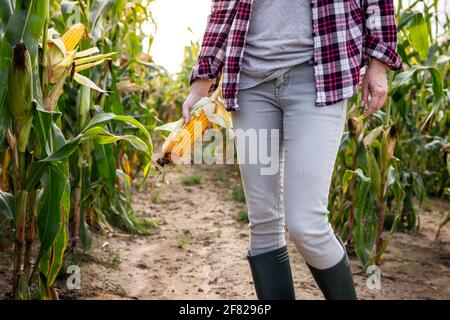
[61,23,87,52]
[8,43,33,153]
[46,24,115,91]
[380,124,397,171]
[347,115,364,139]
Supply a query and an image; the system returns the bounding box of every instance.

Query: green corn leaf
[0,0,48,134]
[61,1,87,26]
[88,0,115,41]
[93,142,116,195]
[0,0,14,32]
[33,108,62,158]
[0,189,15,221]
[409,13,429,61]
[39,177,70,288]
[352,180,372,267]
[82,113,153,155]
[391,65,443,104]
[83,126,150,155]
[342,170,354,194]
[32,161,68,279]
[367,148,382,197]
[398,11,419,30]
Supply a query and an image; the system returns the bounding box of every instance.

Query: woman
[183,0,402,300]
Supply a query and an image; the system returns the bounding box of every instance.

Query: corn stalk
[0,0,153,299]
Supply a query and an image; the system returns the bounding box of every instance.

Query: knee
[285,223,309,248]
[285,219,333,253]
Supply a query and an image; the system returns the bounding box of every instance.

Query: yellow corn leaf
[75,59,109,73]
[75,47,100,59]
[74,52,117,66]
[73,73,107,93]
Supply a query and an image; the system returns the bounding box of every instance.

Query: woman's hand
[182,79,214,124]
[360,58,389,118]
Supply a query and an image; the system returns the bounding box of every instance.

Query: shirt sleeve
[189,0,239,93]
[362,0,403,71]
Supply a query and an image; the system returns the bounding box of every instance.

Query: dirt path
[1,164,449,300]
[54,164,449,300]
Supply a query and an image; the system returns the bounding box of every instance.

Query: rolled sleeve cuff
[189,56,223,93]
[363,34,403,71]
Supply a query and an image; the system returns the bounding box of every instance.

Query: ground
[0,164,449,300]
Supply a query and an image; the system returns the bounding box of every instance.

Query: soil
[0,164,449,300]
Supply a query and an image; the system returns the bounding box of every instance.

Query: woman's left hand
[360,58,389,117]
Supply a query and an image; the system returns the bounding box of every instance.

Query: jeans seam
[275,130,284,249]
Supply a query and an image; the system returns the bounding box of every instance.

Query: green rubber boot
[307,234,357,300]
[246,245,296,300]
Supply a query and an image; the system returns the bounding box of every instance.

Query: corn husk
[46,24,116,92]
[155,87,233,167]
[8,43,33,152]
[347,115,364,138]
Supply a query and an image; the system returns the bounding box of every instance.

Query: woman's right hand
[182,79,214,124]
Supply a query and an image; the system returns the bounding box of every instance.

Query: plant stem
[41,0,49,96]
[69,154,83,251]
[375,201,386,266]
[348,146,358,243]
[385,71,396,126]
[19,152,26,186]
[6,131,20,194]
[12,191,28,299]
[24,190,36,279]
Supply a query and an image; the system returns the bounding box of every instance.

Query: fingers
[182,101,192,124]
[360,79,370,107]
[363,87,387,117]
[363,93,381,117]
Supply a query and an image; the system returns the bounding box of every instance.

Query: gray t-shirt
[239,0,315,90]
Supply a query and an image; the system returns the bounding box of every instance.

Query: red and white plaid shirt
[190,0,403,111]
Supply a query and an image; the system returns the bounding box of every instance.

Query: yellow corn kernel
[163,110,211,163]
[61,23,87,52]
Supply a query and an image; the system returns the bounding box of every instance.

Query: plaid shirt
[190,0,403,111]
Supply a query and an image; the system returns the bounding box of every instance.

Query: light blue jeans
[232,61,348,270]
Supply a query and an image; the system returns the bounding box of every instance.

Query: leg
[233,81,285,256]
[280,62,356,299]
[233,81,295,300]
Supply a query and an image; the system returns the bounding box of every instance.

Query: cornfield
[0,0,448,300]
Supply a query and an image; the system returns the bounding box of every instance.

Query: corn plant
[329,0,448,268]
[36,1,160,248]
[0,0,152,299]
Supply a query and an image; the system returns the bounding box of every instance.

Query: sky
[147,0,449,74]
[147,0,211,73]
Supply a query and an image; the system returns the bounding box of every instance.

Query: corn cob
[8,43,33,153]
[380,124,397,171]
[347,115,364,138]
[157,109,212,167]
[61,23,87,52]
